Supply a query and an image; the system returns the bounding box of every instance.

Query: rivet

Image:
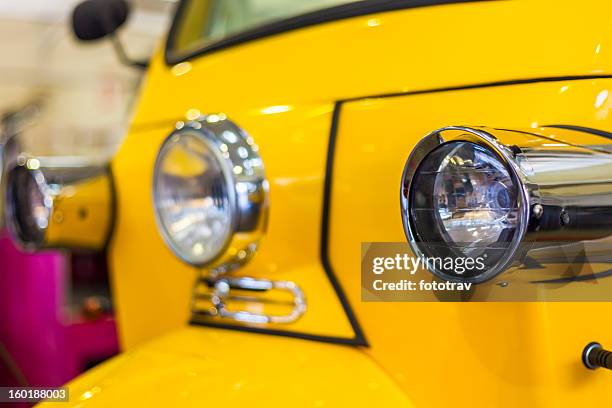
[532,204,544,219]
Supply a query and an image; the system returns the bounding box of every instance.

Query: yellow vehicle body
[43,1,612,406]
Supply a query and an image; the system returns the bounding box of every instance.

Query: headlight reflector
[413,141,520,247]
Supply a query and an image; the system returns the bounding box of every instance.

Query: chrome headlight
[401,126,612,284]
[401,127,529,283]
[153,115,268,269]
[5,157,114,251]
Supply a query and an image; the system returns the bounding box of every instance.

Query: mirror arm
[109,34,148,70]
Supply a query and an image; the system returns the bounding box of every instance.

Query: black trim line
[493,127,612,155]
[543,124,612,140]
[165,0,495,65]
[338,75,612,103]
[320,102,369,346]
[189,319,365,345]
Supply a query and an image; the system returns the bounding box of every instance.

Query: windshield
[170,0,359,58]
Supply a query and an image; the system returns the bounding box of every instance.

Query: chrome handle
[192,276,306,325]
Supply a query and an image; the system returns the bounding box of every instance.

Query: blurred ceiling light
[205,114,223,123]
[260,105,292,115]
[186,108,201,121]
[171,62,192,76]
[595,89,608,108]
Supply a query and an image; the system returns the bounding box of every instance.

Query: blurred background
[0,0,175,397]
[0,0,173,159]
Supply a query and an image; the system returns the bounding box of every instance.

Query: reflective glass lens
[154,132,233,265]
[409,141,520,279]
[432,142,519,245]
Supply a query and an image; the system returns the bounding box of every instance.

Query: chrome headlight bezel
[152,115,268,270]
[5,161,52,248]
[400,126,531,283]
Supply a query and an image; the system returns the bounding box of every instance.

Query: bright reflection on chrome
[595,89,609,109]
[260,105,292,115]
[8,165,52,243]
[153,115,268,269]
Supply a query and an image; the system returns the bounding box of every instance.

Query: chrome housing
[5,156,114,251]
[401,126,612,283]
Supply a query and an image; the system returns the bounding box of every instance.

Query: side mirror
[71,0,147,69]
[72,0,130,41]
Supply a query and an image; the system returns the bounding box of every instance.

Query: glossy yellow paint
[113,0,612,345]
[131,0,612,128]
[46,173,113,249]
[331,78,612,406]
[38,327,412,407]
[79,0,612,406]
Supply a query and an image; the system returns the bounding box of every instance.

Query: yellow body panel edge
[38,328,413,407]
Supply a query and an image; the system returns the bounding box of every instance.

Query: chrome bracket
[191,274,307,325]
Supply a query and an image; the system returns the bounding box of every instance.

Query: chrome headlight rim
[400,126,531,283]
[152,115,268,269]
[4,160,53,250]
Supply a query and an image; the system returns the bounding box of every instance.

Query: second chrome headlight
[401,127,529,283]
[153,115,268,269]
[401,126,612,284]
[5,157,114,251]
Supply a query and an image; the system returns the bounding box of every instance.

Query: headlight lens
[154,131,234,265]
[415,141,519,247]
[153,116,268,268]
[401,127,528,283]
